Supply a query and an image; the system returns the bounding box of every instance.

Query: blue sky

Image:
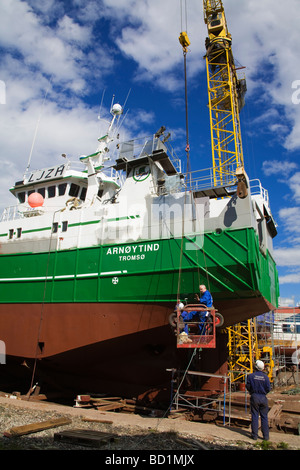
[0,0,300,307]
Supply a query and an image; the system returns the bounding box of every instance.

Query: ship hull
[0,228,278,306]
[0,226,278,398]
[0,295,274,399]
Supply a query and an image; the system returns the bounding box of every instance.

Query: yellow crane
[178,2,273,386]
[203,0,246,187]
[202,2,274,384]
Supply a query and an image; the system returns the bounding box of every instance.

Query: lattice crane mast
[203,0,247,188]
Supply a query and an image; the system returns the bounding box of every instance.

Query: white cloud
[102,0,204,91]
[275,207,300,250]
[262,160,298,176]
[27,0,64,21]
[2,0,300,212]
[272,172,300,207]
[278,297,298,307]
[0,0,100,92]
[0,96,106,204]
[56,15,91,44]
[96,0,300,151]
[279,272,300,285]
[274,247,300,267]
[288,172,300,202]
[225,0,300,151]
[0,0,122,210]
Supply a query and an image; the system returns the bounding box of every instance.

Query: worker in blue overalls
[195,284,213,307]
[195,284,213,334]
[246,360,271,441]
[180,284,213,334]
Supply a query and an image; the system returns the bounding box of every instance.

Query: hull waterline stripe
[0,276,54,281]
[0,271,129,282]
[99,270,122,276]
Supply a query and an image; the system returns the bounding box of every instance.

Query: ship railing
[249,179,270,207]
[183,164,238,192]
[117,134,182,174]
[0,204,61,222]
[0,205,25,222]
[183,172,270,205]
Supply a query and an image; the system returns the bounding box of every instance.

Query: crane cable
[177,25,193,303]
[179,33,191,166]
[179,0,190,163]
[178,27,211,296]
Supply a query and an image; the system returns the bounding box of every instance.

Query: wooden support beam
[3,417,72,438]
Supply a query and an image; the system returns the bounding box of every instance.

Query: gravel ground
[0,402,242,451]
[0,395,298,451]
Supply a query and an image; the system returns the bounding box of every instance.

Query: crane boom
[203,0,246,186]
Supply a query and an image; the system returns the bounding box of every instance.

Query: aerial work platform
[175,304,220,349]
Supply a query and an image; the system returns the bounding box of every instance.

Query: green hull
[0,227,278,308]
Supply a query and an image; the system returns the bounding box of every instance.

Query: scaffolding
[227,319,259,386]
[227,309,300,389]
[271,309,300,387]
[169,369,231,426]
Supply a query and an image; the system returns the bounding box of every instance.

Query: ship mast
[80,102,123,204]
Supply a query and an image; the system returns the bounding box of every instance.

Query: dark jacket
[246,371,271,395]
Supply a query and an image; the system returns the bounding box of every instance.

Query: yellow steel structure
[202,3,274,385]
[227,319,274,384]
[227,319,259,384]
[203,0,246,186]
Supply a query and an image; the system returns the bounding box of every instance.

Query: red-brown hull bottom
[0,297,274,400]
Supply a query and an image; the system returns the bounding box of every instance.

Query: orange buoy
[28,192,44,208]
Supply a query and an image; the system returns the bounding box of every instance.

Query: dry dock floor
[0,395,299,450]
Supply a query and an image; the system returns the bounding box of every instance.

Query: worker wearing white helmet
[246,359,271,441]
[255,360,264,371]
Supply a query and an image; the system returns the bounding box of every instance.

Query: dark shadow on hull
[1,327,230,406]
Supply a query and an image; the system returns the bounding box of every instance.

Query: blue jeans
[181,311,207,334]
[250,394,269,440]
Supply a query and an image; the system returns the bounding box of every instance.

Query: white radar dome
[111,103,123,115]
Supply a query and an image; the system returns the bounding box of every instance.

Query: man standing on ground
[246,360,271,441]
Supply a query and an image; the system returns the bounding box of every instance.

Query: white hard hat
[255,360,264,371]
[178,302,185,310]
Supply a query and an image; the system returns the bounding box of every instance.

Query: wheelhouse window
[52,222,58,233]
[17,228,22,238]
[17,192,25,203]
[48,186,56,198]
[69,183,80,197]
[58,183,67,196]
[8,229,14,239]
[37,187,45,198]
